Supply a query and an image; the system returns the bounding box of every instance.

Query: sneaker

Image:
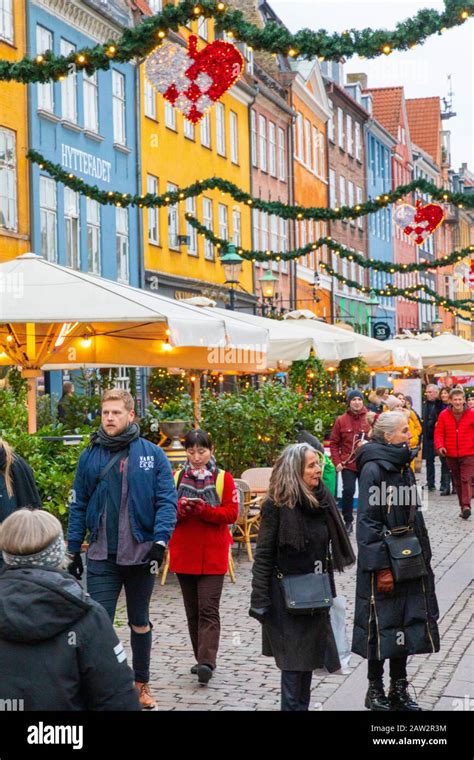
[135,681,156,709]
[197,664,213,685]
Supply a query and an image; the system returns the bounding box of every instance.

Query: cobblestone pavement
[115,465,473,711]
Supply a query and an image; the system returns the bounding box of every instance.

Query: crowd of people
[0,382,472,712]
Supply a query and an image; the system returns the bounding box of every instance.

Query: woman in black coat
[353,412,440,712]
[250,443,355,711]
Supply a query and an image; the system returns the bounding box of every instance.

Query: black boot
[389,679,422,711]
[365,679,390,711]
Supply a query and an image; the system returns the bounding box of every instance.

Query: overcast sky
[271,0,473,172]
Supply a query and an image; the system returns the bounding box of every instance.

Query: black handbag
[277,570,333,615]
[382,501,427,583]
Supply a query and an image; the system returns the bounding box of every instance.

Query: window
[165,100,176,131]
[232,209,241,248]
[60,40,77,123]
[261,212,268,250]
[148,0,162,11]
[296,112,303,160]
[244,44,254,75]
[0,128,17,232]
[304,119,311,166]
[230,111,238,164]
[346,114,353,155]
[86,198,101,274]
[269,122,276,176]
[218,204,228,241]
[348,181,354,224]
[337,107,344,149]
[278,127,285,181]
[37,26,54,112]
[40,177,57,262]
[270,215,278,252]
[329,169,336,208]
[216,103,225,156]
[339,175,346,207]
[280,218,288,272]
[251,109,257,167]
[355,122,362,161]
[200,111,211,147]
[319,130,325,178]
[112,70,126,145]
[327,102,334,142]
[197,16,208,40]
[252,208,259,250]
[259,115,267,171]
[116,207,129,282]
[185,197,197,255]
[312,126,319,175]
[0,0,13,43]
[147,175,159,245]
[64,187,80,270]
[144,79,156,119]
[167,182,179,249]
[202,198,213,260]
[356,186,363,229]
[84,71,99,132]
[184,117,195,140]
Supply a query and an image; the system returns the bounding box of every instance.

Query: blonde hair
[268,443,324,509]
[0,438,15,499]
[372,412,407,443]
[0,508,61,556]
[102,388,134,411]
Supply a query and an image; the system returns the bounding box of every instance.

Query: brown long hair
[0,438,15,498]
[268,443,324,509]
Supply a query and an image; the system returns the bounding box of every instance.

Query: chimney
[347,72,368,89]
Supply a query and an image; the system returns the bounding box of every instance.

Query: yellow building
[139,10,257,309]
[0,0,30,262]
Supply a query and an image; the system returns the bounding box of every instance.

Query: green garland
[1,0,472,82]
[28,150,474,218]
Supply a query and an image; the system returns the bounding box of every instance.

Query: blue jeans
[281,670,312,711]
[86,555,156,682]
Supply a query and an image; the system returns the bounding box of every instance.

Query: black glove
[146,543,166,568]
[67,552,84,580]
[249,607,269,624]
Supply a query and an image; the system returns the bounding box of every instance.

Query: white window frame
[356,186,363,229]
[232,208,241,248]
[167,182,179,250]
[36,26,54,113]
[355,122,362,161]
[84,70,99,132]
[200,111,211,147]
[185,196,197,256]
[270,214,278,252]
[112,70,126,145]
[337,107,344,150]
[348,181,354,224]
[144,78,156,120]
[252,208,259,251]
[60,39,77,123]
[304,119,311,166]
[0,0,14,43]
[218,203,228,242]
[280,218,288,272]
[184,117,195,140]
[0,127,17,232]
[329,169,336,208]
[269,122,276,177]
[147,174,159,245]
[277,127,285,181]
[40,177,57,263]
[86,198,101,274]
[165,100,176,131]
[202,197,214,260]
[148,0,162,11]
[216,102,226,156]
[64,187,80,270]
[296,112,303,161]
[197,16,208,40]
[259,114,267,172]
[251,109,257,167]
[339,175,346,208]
[346,113,353,156]
[261,212,268,250]
[312,126,319,175]
[116,206,129,283]
[328,101,334,142]
[230,110,238,164]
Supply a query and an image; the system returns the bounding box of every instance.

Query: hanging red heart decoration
[145,35,244,124]
[393,200,445,245]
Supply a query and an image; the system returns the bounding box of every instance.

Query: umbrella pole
[190,372,201,428]
[22,370,41,434]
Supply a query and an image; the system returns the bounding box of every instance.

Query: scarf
[177,457,220,506]
[90,422,140,452]
[278,481,355,572]
[356,441,412,473]
[2,531,65,568]
[0,446,42,509]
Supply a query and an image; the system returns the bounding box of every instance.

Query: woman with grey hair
[353,413,439,712]
[249,443,355,711]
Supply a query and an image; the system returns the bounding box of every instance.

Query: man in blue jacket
[67,388,177,709]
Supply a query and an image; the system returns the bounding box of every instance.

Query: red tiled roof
[130,0,153,16]
[363,86,404,138]
[406,97,441,166]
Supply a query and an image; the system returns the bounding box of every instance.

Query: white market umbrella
[385,333,474,373]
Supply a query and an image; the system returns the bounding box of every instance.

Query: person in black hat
[329,390,370,534]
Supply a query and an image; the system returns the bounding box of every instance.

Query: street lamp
[221,243,243,310]
[367,290,380,338]
[258,269,279,315]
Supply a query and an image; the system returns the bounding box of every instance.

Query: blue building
[27,0,141,398]
[360,90,397,340]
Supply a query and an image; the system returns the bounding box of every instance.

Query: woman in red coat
[169,429,239,685]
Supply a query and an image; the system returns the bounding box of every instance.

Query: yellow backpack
[174,469,225,502]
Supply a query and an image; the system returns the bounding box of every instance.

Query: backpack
[174,468,225,501]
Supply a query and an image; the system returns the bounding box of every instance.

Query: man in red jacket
[434,387,474,519]
[330,390,370,534]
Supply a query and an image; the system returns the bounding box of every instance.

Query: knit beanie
[2,530,65,569]
[347,389,364,403]
[385,395,403,411]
